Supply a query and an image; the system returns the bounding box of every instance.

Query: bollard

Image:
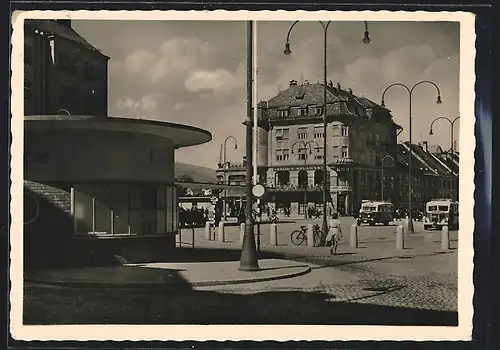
[441,225,450,250]
[350,224,358,248]
[239,223,245,245]
[270,223,278,246]
[396,225,404,250]
[307,223,314,247]
[204,222,212,241]
[217,221,225,243]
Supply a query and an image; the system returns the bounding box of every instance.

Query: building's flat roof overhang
[24,115,212,148]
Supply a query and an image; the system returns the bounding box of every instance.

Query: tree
[176,174,195,183]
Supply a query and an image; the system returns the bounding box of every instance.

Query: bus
[423,199,459,230]
[357,201,395,226]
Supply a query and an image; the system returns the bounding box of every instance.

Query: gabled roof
[434,153,459,176]
[396,143,436,174]
[25,19,108,58]
[403,142,452,176]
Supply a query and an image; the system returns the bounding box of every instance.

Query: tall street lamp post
[381,155,395,201]
[381,81,442,233]
[291,140,320,219]
[222,136,238,221]
[239,20,260,271]
[284,20,371,234]
[429,116,460,200]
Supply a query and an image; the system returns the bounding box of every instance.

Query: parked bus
[423,199,459,230]
[357,200,395,226]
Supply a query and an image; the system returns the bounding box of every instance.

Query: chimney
[348,88,353,94]
[289,80,298,87]
[56,19,72,28]
[336,82,341,90]
[328,80,333,88]
[423,141,428,151]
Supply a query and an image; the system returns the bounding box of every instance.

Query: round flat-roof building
[23,115,212,269]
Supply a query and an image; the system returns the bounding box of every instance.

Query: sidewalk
[193,226,458,265]
[25,259,312,289]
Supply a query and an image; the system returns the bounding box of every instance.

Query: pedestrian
[326,212,342,255]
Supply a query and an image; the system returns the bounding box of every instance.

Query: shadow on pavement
[23,286,458,326]
[166,247,286,263]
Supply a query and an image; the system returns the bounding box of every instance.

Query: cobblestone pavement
[196,240,459,314]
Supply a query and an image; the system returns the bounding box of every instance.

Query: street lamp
[222,135,238,221]
[381,81,442,233]
[291,140,321,219]
[284,20,370,235]
[429,116,460,200]
[380,155,395,201]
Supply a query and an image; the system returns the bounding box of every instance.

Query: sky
[72,20,460,169]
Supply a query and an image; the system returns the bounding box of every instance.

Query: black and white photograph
[10,10,475,342]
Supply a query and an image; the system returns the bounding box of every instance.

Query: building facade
[217,80,459,217]
[24,19,109,116]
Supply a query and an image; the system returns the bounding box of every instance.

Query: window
[283,149,290,161]
[298,148,307,161]
[73,184,178,236]
[313,126,324,138]
[341,126,348,137]
[276,149,284,161]
[84,64,96,81]
[332,125,340,135]
[332,146,340,158]
[276,140,283,149]
[341,146,348,158]
[297,127,308,139]
[278,109,289,118]
[299,108,307,116]
[276,128,290,140]
[314,147,324,160]
[315,107,324,115]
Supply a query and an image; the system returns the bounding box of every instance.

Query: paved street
[24,218,458,325]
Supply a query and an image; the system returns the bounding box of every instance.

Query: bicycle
[290,224,323,247]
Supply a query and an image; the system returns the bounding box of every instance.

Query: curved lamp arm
[410,80,442,104]
[224,135,238,149]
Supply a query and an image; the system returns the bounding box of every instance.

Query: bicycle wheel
[313,231,323,247]
[290,230,306,246]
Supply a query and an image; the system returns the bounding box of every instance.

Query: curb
[24,266,312,290]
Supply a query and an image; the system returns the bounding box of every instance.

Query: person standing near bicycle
[326,212,342,255]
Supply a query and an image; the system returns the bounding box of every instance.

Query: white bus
[423,199,459,230]
[357,201,395,226]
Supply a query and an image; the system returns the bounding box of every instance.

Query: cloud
[111,37,213,86]
[116,93,164,115]
[185,68,240,94]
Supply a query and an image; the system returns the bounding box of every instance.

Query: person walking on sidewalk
[326,213,342,255]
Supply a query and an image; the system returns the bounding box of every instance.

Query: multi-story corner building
[24,19,109,116]
[218,80,403,216]
[217,80,460,217]
[258,80,404,216]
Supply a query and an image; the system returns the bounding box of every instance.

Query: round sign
[252,184,266,199]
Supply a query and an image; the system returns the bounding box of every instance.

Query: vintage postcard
[10,9,475,342]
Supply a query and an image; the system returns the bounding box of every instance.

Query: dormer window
[277,109,289,118]
[299,108,307,116]
[315,107,324,115]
